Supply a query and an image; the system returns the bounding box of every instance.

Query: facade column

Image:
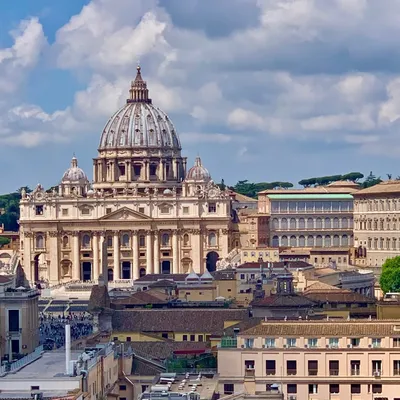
[146,230,153,274]
[126,161,131,181]
[132,231,139,280]
[172,230,179,274]
[23,233,33,284]
[154,232,160,274]
[99,233,105,278]
[49,232,60,283]
[93,233,99,281]
[221,229,230,258]
[73,232,80,280]
[113,231,120,281]
[191,229,202,273]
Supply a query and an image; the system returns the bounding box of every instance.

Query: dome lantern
[128,65,152,104]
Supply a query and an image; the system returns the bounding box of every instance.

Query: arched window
[281,236,288,246]
[341,217,348,229]
[208,232,217,247]
[324,236,331,247]
[298,218,305,229]
[333,235,340,247]
[333,218,339,228]
[299,235,305,247]
[281,218,288,230]
[307,218,314,229]
[62,236,69,249]
[162,233,170,246]
[307,236,314,247]
[183,234,190,246]
[290,218,296,229]
[290,235,297,246]
[36,234,44,249]
[272,236,279,247]
[82,234,90,249]
[273,218,279,229]
[325,218,331,229]
[316,218,322,229]
[316,235,323,247]
[122,234,130,247]
[342,235,348,246]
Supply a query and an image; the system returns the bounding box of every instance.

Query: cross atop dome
[128,64,152,104]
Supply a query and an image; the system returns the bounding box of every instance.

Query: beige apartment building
[218,320,400,400]
[258,182,359,252]
[0,275,39,360]
[353,180,400,268]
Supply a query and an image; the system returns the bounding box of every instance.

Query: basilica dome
[99,66,181,151]
[186,157,211,182]
[62,156,88,183]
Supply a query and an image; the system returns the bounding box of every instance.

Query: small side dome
[87,189,95,197]
[163,188,172,195]
[185,157,211,182]
[62,156,88,183]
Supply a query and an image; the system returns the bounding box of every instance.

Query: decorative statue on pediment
[99,188,105,198]
[112,188,117,197]
[72,187,78,197]
[123,186,129,196]
[21,187,26,199]
[133,184,138,196]
[52,187,57,197]
[144,187,150,196]
[153,187,158,196]
[172,186,177,196]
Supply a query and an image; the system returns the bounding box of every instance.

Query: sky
[1,0,400,193]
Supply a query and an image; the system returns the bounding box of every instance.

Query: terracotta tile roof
[211,270,236,280]
[149,279,177,288]
[135,273,188,282]
[303,282,343,293]
[353,180,400,196]
[240,320,399,337]
[304,291,376,304]
[229,191,258,203]
[237,261,312,269]
[251,294,316,308]
[112,309,249,333]
[112,289,169,306]
[88,284,110,311]
[259,182,360,195]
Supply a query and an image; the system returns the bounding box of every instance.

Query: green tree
[341,172,364,182]
[0,237,10,248]
[380,256,400,294]
[362,171,382,188]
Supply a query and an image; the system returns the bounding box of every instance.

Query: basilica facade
[19,66,235,285]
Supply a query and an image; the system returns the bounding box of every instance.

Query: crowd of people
[39,312,94,349]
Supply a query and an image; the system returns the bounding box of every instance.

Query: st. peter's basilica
[19,66,236,285]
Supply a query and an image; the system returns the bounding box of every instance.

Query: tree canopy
[361,171,382,188]
[380,256,400,294]
[0,237,10,248]
[232,180,294,198]
[298,172,364,187]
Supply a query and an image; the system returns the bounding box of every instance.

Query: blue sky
[1,0,400,193]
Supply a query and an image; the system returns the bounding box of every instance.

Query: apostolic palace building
[19,66,235,285]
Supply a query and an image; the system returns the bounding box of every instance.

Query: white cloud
[227,108,265,130]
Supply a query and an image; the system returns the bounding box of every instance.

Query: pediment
[99,207,151,221]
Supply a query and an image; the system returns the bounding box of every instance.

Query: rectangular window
[119,164,126,176]
[139,236,145,247]
[106,208,112,214]
[11,339,19,354]
[126,337,131,342]
[208,202,217,213]
[139,207,145,214]
[286,338,296,347]
[372,360,382,375]
[287,384,297,394]
[198,335,203,342]
[394,360,400,375]
[351,360,360,376]
[160,206,170,214]
[308,384,318,394]
[394,338,400,347]
[245,360,255,369]
[81,207,90,215]
[120,385,127,391]
[351,338,360,347]
[308,338,318,348]
[308,360,318,376]
[372,384,382,394]
[162,333,168,339]
[31,386,40,391]
[372,338,382,348]
[265,338,275,348]
[329,338,339,348]
[265,360,276,375]
[190,334,195,341]
[287,360,297,376]
[245,338,254,348]
[329,360,339,376]
[107,236,113,247]
[223,384,234,395]
[62,208,68,216]
[330,384,340,394]
[35,205,44,215]
[351,384,361,394]
[183,335,187,341]
[240,274,245,280]
[113,337,118,341]
[8,310,19,332]
[183,207,189,214]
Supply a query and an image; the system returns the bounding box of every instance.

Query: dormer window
[208,202,216,213]
[35,205,44,216]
